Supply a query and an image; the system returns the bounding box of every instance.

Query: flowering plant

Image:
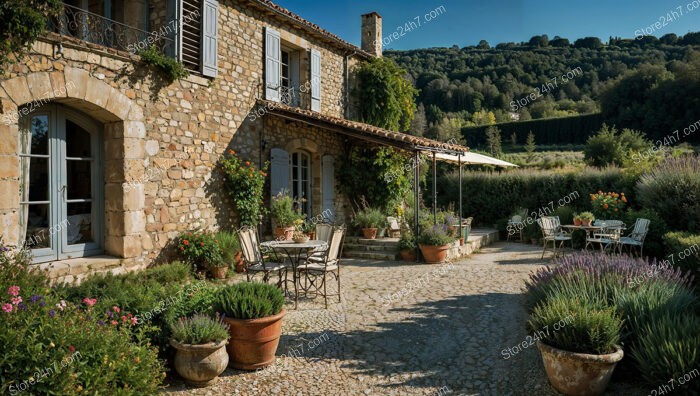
[590,191,627,219]
[220,149,268,227]
[271,192,305,228]
[177,231,223,270]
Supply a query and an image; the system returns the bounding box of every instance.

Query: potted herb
[353,207,385,239]
[417,225,457,264]
[178,231,223,276]
[271,192,303,241]
[214,282,286,370]
[529,297,624,396]
[169,314,230,387]
[292,230,310,244]
[573,213,582,226]
[397,233,417,261]
[216,231,244,274]
[579,211,595,226]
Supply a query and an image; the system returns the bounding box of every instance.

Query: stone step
[343,250,398,261]
[343,243,398,252]
[344,237,399,246]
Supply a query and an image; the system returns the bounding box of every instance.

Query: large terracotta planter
[581,219,592,226]
[418,244,450,264]
[399,249,416,261]
[210,266,227,279]
[223,310,286,370]
[274,226,295,241]
[362,228,378,239]
[170,339,229,387]
[537,341,623,396]
[573,218,582,226]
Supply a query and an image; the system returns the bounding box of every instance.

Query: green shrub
[397,233,416,251]
[584,124,649,167]
[623,208,669,259]
[528,296,622,354]
[637,155,700,232]
[216,231,241,265]
[353,207,385,229]
[169,314,229,345]
[417,225,456,246]
[144,261,192,284]
[0,238,49,296]
[630,313,700,391]
[215,282,285,320]
[177,231,223,269]
[663,232,700,276]
[137,45,189,82]
[162,282,220,326]
[219,150,268,227]
[271,192,304,227]
[0,0,63,67]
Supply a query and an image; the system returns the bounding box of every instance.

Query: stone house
[0,0,467,281]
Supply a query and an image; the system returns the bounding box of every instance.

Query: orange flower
[245,161,250,166]
[622,197,627,203]
[200,242,204,246]
[228,149,234,155]
[603,204,609,209]
[183,240,189,245]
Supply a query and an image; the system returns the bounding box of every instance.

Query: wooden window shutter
[181,0,202,73]
[310,49,321,111]
[265,27,281,102]
[270,148,289,199]
[201,0,218,77]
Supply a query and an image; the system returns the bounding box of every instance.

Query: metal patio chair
[585,220,625,253]
[537,216,572,259]
[238,227,290,288]
[297,226,345,309]
[619,218,651,257]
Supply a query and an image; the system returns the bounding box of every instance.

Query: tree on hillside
[477,40,490,49]
[574,37,603,49]
[525,131,536,162]
[528,35,549,47]
[485,126,503,156]
[659,33,679,45]
[354,57,418,132]
[550,36,570,47]
[409,103,427,136]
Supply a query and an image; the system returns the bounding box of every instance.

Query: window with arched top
[290,151,311,217]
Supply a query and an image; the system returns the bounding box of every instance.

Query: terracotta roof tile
[258,100,469,153]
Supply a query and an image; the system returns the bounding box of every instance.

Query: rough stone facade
[0,0,369,279]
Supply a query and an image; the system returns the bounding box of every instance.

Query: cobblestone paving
[163,243,645,396]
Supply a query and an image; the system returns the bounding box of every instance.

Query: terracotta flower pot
[537,341,623,396]
[399,249,416,261]
[170,339,229,387]
[223,309,286,370]
[459,237,465,246]
[210,266,227,279]
[234,251,246,273]
[574,218,582,226]
[274,226,295,241]
[308,231,315,240]
[581,219,592,226]
[418,244,450,264]
[362,228,378,239]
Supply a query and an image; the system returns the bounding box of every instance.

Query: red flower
[245,161,250,166]
[68,345,76,353]
[200,242,204,246]
[183,240,189,245]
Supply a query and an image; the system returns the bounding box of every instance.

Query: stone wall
[0,0,365,272]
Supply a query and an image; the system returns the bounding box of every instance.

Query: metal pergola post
[432,152,437,225]
[458,153,463,240]
[414,150,420,262]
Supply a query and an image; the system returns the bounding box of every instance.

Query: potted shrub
[353,207,385,239]
[271,192,303,241]
[292,231,310,244]
[214,282,286,370]
[169,314,230,387]
[579,211,595,226]
[529,297,624,396]
[417,225,456,264]
[215,231,242,275]
[573,213,582,226]
[178,231,223,276]
[397,233,417,261]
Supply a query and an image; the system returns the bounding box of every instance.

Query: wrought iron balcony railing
[48,3,174,54]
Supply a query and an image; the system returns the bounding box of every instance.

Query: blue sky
[273,0,700,50]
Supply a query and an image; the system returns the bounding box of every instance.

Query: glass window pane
[67,160,92,200]
[66,120,92,157]
[23,204,51,249]
[67,202,93,244]
[24,157,49,202]
[21,115,49,155]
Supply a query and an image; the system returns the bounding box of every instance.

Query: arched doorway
[19,104,103,263]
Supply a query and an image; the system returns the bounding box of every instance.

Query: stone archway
[0,68,147,259]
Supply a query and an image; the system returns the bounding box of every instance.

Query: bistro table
[260,239,327,308]
[562,224,626,252]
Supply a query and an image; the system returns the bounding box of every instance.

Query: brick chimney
[361,12,382,57]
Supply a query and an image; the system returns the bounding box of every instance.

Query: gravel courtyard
[164,243,645,396]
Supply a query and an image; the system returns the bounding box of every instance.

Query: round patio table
[260,240,327,308]
[562,224,626,252]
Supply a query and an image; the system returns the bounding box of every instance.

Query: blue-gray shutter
[322,155,335,222]
[201,0,218,77]
[265,27,281,102]
[270,148,289,199]
[310,49,321,111]
[164,0,181,58]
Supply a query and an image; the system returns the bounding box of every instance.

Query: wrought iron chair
[238,227,290,288]
[585,220,625,253]
[507,215,524,241]
[537,216,572,259]
[297,226,345,309]
[619,218,651,257]
[298,222,334,261]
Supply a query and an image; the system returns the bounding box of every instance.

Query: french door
[19,105,103,263]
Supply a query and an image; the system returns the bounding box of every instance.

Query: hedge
[663,232,700,276]
[462,113,604,147]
